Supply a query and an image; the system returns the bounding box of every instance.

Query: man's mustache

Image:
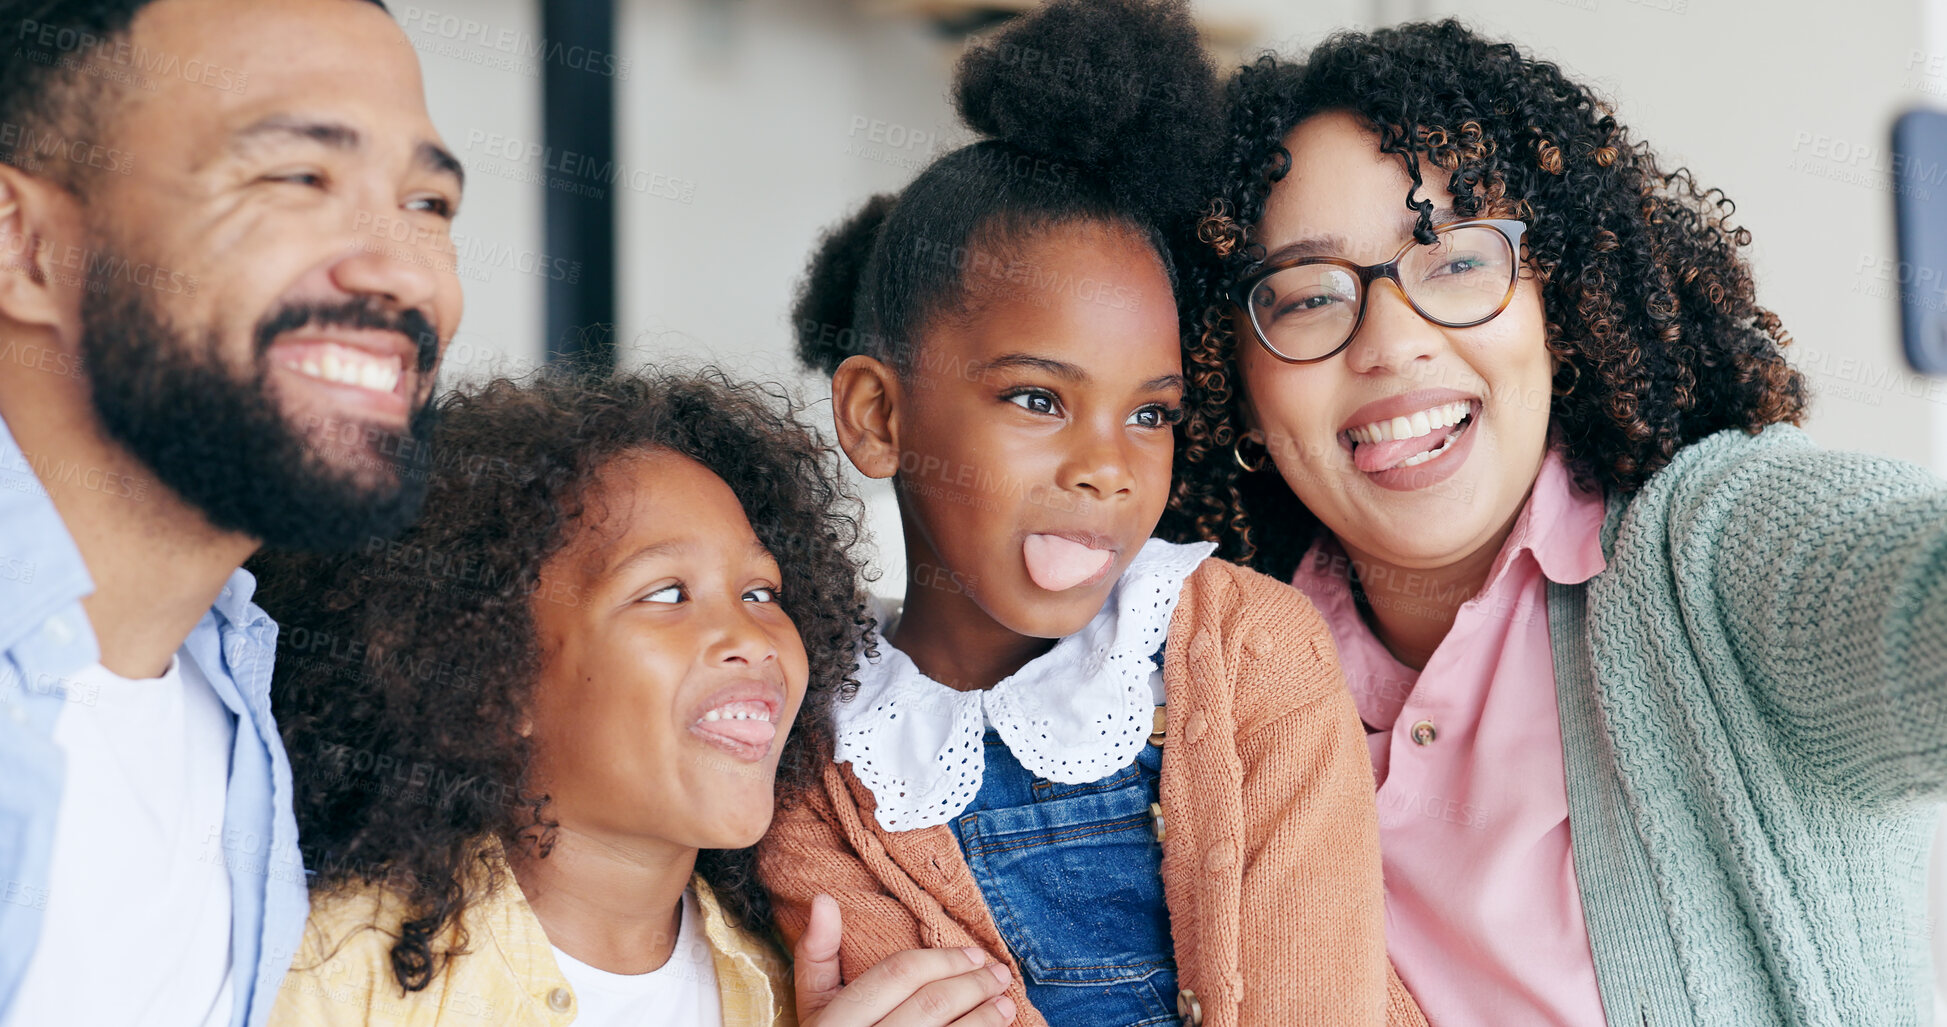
[254,297,441,375]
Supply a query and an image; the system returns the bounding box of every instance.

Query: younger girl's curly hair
[1160,19,1809,578]
[250,366,870,993]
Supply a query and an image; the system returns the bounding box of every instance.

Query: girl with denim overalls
[756,2,1422,1025]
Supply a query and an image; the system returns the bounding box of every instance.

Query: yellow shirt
[270,857,796,1027]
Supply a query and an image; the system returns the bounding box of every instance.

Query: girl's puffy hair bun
[951,0,1220,222]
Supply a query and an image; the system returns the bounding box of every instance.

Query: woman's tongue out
[1353,420,1463,473]
[1023,534,1113,592]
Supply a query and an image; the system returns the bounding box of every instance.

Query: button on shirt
[1290,449,1609,1027]
[0,413,302,1027]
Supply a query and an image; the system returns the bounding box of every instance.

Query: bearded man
[0,2,464,1025]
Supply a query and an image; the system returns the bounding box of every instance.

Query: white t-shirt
[9,657,238,1027]
[550,889,722,1027]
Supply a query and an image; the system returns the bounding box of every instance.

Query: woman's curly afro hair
[249,366,870,994]
[1159,19,1809,578]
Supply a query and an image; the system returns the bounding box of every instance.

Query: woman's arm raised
[1606,423,1947,807]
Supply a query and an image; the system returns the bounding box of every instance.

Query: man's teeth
[292,344,403,394]
[700,708,771,723]
[1347,400,1473,445]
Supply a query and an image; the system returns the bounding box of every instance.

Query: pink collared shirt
[1291,449,1610,1027]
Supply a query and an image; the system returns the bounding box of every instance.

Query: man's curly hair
[1158,19,1809,578]
[249,366,870,993]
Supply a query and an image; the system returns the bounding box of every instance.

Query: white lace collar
[834,538,1216,831]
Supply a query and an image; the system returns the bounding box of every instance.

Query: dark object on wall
[544,0,617,370]
[1894,108,1947,374]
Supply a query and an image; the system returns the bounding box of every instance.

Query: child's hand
[792,894,1019,1026]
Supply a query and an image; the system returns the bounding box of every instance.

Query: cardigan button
[1182,709,1207,745]
[545,986,573,1013]
[1177,987,1203,1025]
[1150,801,1166,842]
[1410,719,1438,746]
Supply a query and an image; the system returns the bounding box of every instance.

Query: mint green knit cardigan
[1556,423,1947,1026]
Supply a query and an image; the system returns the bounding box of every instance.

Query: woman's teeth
[1346,400,1473,445]
[290,344,403,394]
[1395,428,1463,467]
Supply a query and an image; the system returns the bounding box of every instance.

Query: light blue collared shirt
[0,413,306,1027]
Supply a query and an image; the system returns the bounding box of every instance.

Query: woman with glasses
[1164,19,1947,1027]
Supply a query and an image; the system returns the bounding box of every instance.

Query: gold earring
[1232,437,1265,473]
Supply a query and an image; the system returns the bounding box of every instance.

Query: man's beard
[77,246,442,553]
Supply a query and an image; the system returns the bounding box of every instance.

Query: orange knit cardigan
[757,558,1427,1027]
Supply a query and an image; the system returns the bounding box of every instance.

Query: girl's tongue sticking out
[1023,534,1114,592]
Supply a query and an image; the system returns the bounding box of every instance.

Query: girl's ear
[830,354,904,480]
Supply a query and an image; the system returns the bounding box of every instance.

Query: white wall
[394,0,550,387]
[615,0,958,384]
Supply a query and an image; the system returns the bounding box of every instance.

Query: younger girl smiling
[757,3,1416,1025]
[257,370,1022,1027]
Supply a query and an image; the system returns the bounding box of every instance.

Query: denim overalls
[946,724,1178,1025]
